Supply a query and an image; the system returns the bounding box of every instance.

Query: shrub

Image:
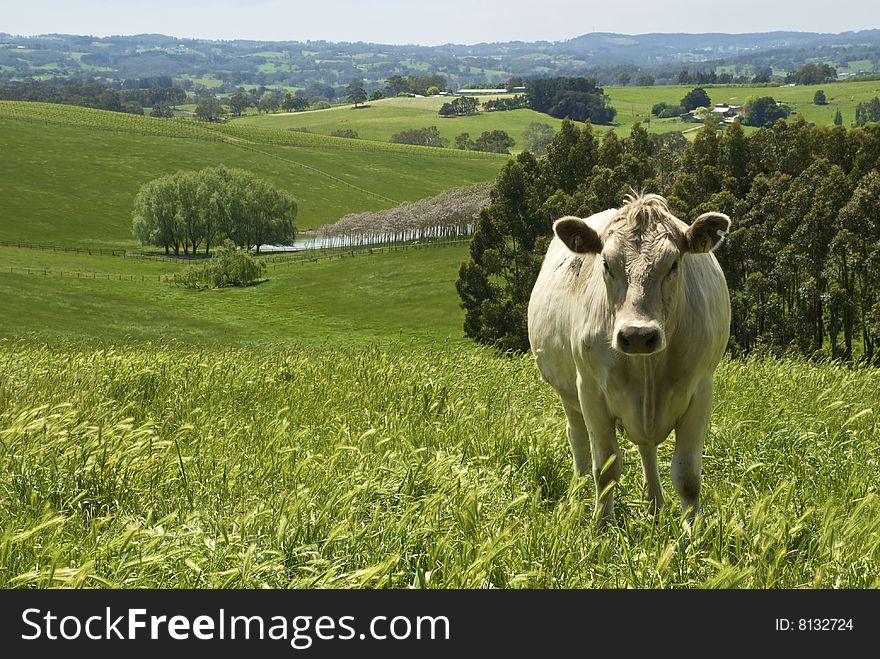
[172,246,267,290]
[330,128,359,138]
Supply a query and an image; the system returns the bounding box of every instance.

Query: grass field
[0,102,504,248]
[235,80,880,148]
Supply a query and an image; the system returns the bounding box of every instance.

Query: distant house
[712,104,744,117]
[684,104,744,123]
[455,88,509,95]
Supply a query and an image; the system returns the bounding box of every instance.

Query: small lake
[260,227,473,253]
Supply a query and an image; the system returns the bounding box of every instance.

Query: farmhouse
[683,104,745,123]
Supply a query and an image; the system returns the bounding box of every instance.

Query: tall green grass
[1,345,878,588]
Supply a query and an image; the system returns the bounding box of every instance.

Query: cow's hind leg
[672,378,713,522]
[561,399,590,477]
[638,445,664,513]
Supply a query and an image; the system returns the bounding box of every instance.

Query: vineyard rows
[0,101,508,160]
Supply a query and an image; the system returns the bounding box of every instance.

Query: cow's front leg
[578,380,620,523]
[638,444,664,513]
[672,378,713,522]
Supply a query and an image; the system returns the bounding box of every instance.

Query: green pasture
[0,244,470,346]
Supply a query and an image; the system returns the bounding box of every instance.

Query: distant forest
[1,30,879,93]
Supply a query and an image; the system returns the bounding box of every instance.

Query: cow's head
[554,195,729,356]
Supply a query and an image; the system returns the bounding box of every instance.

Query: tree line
[457,116,880,363]
[132,166,297,255]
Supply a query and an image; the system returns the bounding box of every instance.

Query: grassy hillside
[2,344,878,588]
[235,80,880,148]
[0,102,504,248]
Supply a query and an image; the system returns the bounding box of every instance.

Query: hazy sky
[4,0,879,45]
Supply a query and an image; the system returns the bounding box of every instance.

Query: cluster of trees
[0,80,186,115]
[615,71,656,86]
[526,77,617,124]
[743,96,791,127]
[384,74,447,97]
[482,95,529,112]
[681,87,712,112]
[457,116,880,363]
[390,126,449,148]
[454,130,515,154]
[438,96,479,117]
[676,69,750,85]
[785,63,838,85]
[855,97,880,126]
[132,166,297,255]
[224,89,312,116]
[194,94,226,122]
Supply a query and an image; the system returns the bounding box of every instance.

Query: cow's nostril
[618,333,630,348]
[645,333,658,349]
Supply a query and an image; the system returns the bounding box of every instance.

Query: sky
[3,0,879,45]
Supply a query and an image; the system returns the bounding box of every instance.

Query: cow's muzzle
[614,323,665,355]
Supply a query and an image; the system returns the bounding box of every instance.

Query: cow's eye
[668,260,680,276]
[603,259,613,278]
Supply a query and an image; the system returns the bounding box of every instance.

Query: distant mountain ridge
[1,29,878,90]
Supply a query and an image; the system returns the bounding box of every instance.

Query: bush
[330,128,359,138]
[172,246,267,290]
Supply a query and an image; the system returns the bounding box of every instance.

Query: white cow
[527,193,730,522]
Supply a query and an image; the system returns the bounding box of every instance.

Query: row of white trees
[132,166,297,255]
[315,184,490,248]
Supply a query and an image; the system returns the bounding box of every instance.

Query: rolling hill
[0,101,505,248]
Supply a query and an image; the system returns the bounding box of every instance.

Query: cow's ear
[554,216,602,254]
[685,212,731,253]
